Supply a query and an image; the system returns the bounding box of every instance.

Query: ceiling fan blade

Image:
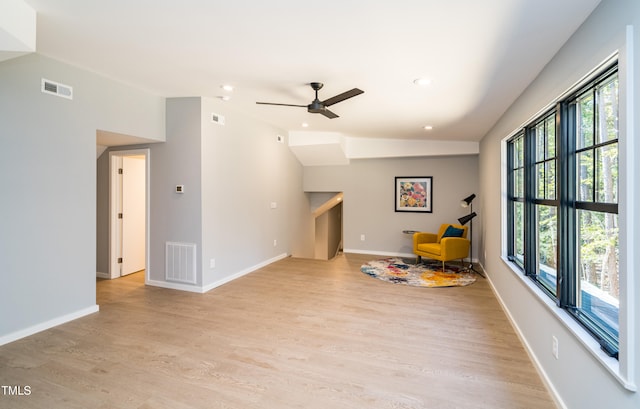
[256,102,307,107]
[314,108,339,119]
[321,88,364,107]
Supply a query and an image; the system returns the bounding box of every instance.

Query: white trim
[343,248,481,263]
[107,149,151,283]
[145,253,289,294]
[618,24,636,387]
[482,267,567,409]
[108,153,122,279]
[145,279,204,293]
[0,305,99,346]
[499,44,637,391]
[344,249,415,258]
[96,271,110,279]
[201,253,289,293]
[499,256,636,392]
[499,135,636,391]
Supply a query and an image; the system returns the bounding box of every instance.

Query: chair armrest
[440,237,471,260]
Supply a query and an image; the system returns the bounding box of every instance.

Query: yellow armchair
[413,224,470,270]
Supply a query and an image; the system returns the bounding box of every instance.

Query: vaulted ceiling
[14,0,601,143]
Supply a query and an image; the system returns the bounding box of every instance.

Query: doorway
[108,149,150,281]
[311,192,343,260]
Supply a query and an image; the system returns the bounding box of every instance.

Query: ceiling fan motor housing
[308,100,324,111]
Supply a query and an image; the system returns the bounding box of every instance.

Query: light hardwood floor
[0,254,555,408]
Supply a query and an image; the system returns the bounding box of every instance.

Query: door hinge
[118,213,123,219]
[117,257,123,263]
[118,168,123,174]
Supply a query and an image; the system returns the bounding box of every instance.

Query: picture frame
[395,176,433,213]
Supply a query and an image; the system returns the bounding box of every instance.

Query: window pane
[514,168,524,198]
[597,76,619,144]
[536,163,545,198]
[514,136,524,167]
[577,150,594,202]
[577,92,594,149]
[536,204,557,295]
[536,123,546,161]
[546,161,556,200]
[535,160,555,200]
[546,116,556,157]
[577,210,619,338]
[596,144,618,203]
[514,202,524,265]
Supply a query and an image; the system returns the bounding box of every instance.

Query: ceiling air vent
[41,78,73,100]
[211,112,225,125]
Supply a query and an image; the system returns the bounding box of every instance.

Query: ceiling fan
[256,82,364,119]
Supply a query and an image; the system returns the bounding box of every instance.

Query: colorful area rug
[361,257,476,288]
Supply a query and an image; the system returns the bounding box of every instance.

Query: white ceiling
[22,0,601,142]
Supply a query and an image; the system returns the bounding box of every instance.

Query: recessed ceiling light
[221,84,234,92]
[302,122,309,128]
[218,95,231,101]
[413,78,432,86]
[423,125,433,130]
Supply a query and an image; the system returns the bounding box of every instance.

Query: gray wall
[479,0,640,407]
[304,155,480,258]
[199,97,311,285]
[0,54,164,339]
[98,98,204,285]
[96,150,109,275]
[148,98,204,284]
[103,97,313,290]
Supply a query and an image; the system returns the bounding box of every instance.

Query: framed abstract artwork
[395,176,433,213]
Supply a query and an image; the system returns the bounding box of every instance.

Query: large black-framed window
[507,63,619,357]
[507,131,525,270]
[531,112,558,297]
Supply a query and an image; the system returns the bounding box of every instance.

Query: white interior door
[121,156,146,276]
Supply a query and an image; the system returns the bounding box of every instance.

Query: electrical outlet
[552,336,559,359]
[360,234,365,241]
[273,239,277,247]
[210,258,215,269]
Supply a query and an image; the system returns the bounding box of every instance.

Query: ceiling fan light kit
[256,82,364,119]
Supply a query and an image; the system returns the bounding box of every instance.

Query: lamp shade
[458,212,477,225]
[461,193,476,208]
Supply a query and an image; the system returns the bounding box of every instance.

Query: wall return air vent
[41,78,73,100]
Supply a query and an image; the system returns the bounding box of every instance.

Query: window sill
[500,256,636,392]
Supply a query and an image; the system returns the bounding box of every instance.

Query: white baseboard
[145,279,205,293]
[343,249,415,258]
[0,305,100,347]
[201,253,288,293]
[344,249,480,263]
[483,269,566,409]
[96,271,110,279]
[146,253,290,294]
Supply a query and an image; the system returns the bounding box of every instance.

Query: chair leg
[442,260,445,271]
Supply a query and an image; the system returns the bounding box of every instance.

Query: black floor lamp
[458,194,481,276]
